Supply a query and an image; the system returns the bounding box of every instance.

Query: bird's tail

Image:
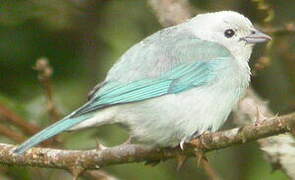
[13,114,92,154]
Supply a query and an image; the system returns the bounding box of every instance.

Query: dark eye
[224,29,235,38]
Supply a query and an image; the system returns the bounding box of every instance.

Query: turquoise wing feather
[72,59,228,117]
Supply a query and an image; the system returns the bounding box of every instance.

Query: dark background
[0,0,294,179]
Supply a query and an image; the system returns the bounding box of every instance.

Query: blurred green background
[0,0,294,179]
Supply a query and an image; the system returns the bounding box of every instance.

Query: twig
[251,0,275,72]
[148,0,192,27]
[200,160,221,180]
[235,89,295,178]
[194,151,222,180]
[262,23,295,35]
[34,58,61,122]
[251,0,274,24]
[0,122,26,143]
[0,103,40,135]
[0,113,294,170]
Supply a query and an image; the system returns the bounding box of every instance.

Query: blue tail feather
[13,114,92,154]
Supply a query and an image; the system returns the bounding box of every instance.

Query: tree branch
[0,113,294,170]
[0,0,294,178]
[34,58,61,122]
[262,23,295,35]
[0,122,26,143]
[0,103,41,135]
[234,89,295,178]
[148,0,192,27]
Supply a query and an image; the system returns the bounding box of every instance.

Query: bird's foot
[177,129,213,171]
[191,132,209,167]
[179,138,186,150]
[177,131,210,171]
[192,128,212,139]
[200,130,211,136]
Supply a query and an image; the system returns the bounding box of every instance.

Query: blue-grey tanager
[14,11,271,154]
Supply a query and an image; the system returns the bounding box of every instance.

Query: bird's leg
[177,129,211,171]
[192,128,212,139]
[193,131,210,166]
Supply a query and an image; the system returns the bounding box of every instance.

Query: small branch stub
[34,58,61,122]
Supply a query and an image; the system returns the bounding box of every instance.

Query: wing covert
[72,59,229,117]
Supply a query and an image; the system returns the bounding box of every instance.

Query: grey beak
[241,29,272,44]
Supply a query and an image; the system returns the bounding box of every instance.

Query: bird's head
[186,11,271,61]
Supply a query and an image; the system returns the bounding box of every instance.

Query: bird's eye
[224,29,235,38]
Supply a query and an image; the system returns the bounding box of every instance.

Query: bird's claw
[180,139,185,150]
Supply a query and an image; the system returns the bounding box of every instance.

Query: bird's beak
[241,29,272,44]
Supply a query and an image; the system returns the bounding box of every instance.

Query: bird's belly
[115,82,245,147]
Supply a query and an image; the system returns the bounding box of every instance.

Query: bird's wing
[72,59,228,117]
[72,27,232,117]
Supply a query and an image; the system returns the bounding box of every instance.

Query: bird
[14,11,271,154]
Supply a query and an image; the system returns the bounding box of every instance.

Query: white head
[185,11,271,62]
